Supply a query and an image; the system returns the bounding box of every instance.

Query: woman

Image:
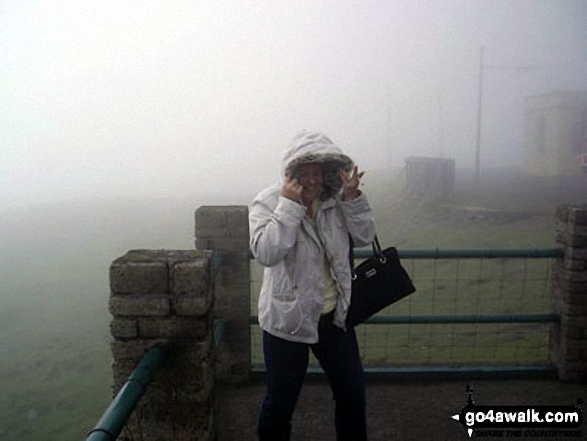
[249,131,376,441]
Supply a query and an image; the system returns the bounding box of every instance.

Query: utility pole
[475,46,484,181]
[438,92,445,158]
[386,85,392,169]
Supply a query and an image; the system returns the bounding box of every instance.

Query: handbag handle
[371,236,385,263]
[348,235,356,280]
[348,234,385,280]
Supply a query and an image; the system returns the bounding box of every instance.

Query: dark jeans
[258,312,367,441]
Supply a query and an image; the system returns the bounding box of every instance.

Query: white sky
[1,0,586,207]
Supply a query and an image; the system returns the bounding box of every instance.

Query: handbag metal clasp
[365,268,377,278]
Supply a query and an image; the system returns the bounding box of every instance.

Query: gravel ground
[216,376,585,441]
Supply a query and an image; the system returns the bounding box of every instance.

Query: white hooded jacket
[249,131,376,343]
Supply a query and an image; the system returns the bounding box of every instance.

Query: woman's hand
[281,172,303,202]
[341,165,364,201]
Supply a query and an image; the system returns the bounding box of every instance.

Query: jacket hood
[280,130,354,200]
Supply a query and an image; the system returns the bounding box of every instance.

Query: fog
[2,0,586,208]
[2,2,587,438]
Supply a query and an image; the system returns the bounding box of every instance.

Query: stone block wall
[195,206,251,382]
[551,204,587,381]
[109,249,216,440]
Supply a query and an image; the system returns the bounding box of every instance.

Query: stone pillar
[109,249,216,440]
[195,206,251,382]
[550,204,587,382]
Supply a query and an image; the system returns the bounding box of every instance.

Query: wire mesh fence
[249,166,564,371]
[250,255,554,368]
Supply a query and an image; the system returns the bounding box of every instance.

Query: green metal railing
[250,313,559,325]
[247,247,564,261]
[249,247,563,378]
[87,321,225,440]
[86,346,166,441]
[392,247,563,259]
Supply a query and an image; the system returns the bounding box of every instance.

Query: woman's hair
[287,153,353,200]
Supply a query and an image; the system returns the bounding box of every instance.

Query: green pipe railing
[214,320,225,347]
[248,247,564,260]
[250,313,558,325]
[87,321,227,440]
[85,345,166,441]
[250,363,558,379]
[361,247,564,259]
[87,322,226,440]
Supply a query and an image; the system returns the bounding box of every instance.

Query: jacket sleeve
[249,194,306,267]
[339,192,376,248]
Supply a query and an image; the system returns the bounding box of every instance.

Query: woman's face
[297,163,323,203]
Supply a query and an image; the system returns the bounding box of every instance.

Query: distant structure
[524,91,587,177]
[405,156,456,197]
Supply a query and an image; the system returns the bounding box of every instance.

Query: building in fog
[523,91,587,177]
[405,156,456,197]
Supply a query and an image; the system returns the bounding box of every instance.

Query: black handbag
[346,235,416,327]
